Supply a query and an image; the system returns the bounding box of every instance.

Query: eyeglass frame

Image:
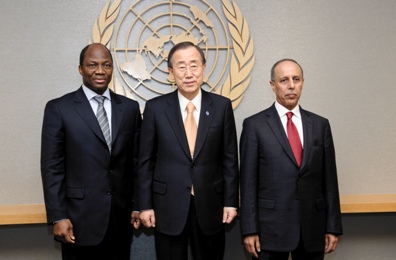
[171,63,204,74]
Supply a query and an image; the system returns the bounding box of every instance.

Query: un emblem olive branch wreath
[219,0,255,109]
[89,0,254,110]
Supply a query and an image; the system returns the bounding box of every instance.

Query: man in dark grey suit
[41,43,141,259]
[240,59,343,260]
[138,41,239,260]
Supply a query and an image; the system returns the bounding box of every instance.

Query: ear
[78,65,83,76]
[270,80,275,92]
[168,67,175,81]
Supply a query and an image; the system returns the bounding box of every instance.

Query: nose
[185,67,193,77]
[289,79,295,89]
[96,65,105,74]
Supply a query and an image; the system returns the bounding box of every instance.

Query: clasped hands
[139,207,238,228]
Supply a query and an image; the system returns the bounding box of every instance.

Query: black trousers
[155,196,225,260]
[255,233,324,260]
[61,210,131,260]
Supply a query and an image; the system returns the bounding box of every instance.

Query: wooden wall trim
[1,194,396,225]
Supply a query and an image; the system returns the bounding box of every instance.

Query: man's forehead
[275,62,302,75]
[175,58,200,64]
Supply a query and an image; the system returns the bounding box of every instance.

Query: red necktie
[286,112,302,167]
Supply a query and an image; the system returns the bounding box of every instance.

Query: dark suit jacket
[138,89,239,236]
[41,87,141,246]
[240,103,343,252]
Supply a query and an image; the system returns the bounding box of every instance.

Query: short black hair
[79,43,113,66]
[270,58,304,81]
[167,41,206,68]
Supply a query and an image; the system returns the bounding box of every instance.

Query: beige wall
[0,0,395,259]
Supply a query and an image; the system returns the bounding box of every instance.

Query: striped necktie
[94,95,111,152]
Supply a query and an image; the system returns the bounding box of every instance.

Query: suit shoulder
[243,108,270,123]
[113,92,139,107]
[144,92,176,109]
[205,91,231,104]
[301,108,329,122]
[45,90,78,106]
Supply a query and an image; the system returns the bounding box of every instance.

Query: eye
[177,66,186,72]
[103,63,112,69]
[88,64,97,69]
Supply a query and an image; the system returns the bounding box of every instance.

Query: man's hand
[325,233,339,254]
[131,211,141,230]
[139,209,156,228]
[243,234,261,258]
[222,207,237,224]
[53,219,75,244]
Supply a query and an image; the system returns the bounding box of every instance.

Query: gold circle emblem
[90,0,254,110]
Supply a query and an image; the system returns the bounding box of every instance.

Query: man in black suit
[138,41,239,260]
[41,43,142,259]
[240,59,343,260]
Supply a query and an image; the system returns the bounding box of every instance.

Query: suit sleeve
[323,120,343,235]
[131,105,142,211]
[137,101,157,211]
[239,118,259,236]
[222,100,239,208]
[40,100,68,224]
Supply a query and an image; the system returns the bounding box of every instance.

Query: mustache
[285,91,297,96]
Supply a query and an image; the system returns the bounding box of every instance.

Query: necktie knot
[286,111,293,120]
[186,102,195,114]
[94,95,105,104]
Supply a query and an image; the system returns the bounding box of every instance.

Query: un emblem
[90,0,255,109]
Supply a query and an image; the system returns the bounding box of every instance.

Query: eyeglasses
[172,64,202,74]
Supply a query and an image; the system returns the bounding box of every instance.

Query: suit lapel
[194,90,214,160]
[110,91,123,145]
[163,91,191,158]
[300,107,313,171]
[266,104,297,166]
[73,87,106,144]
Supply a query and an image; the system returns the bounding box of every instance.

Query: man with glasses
[138,41,239,260]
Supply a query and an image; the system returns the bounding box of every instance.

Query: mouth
[94,78,106,84]
[184,81,195,86]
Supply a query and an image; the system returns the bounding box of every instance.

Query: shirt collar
[274,101,301,119]
[178,89,202,112]
[82,85,111,101]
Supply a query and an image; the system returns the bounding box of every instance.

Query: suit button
[107,191,111,195]
[191,164,195,169]
[186,186,191,192]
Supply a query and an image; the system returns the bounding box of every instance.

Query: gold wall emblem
[90,0,254,109]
